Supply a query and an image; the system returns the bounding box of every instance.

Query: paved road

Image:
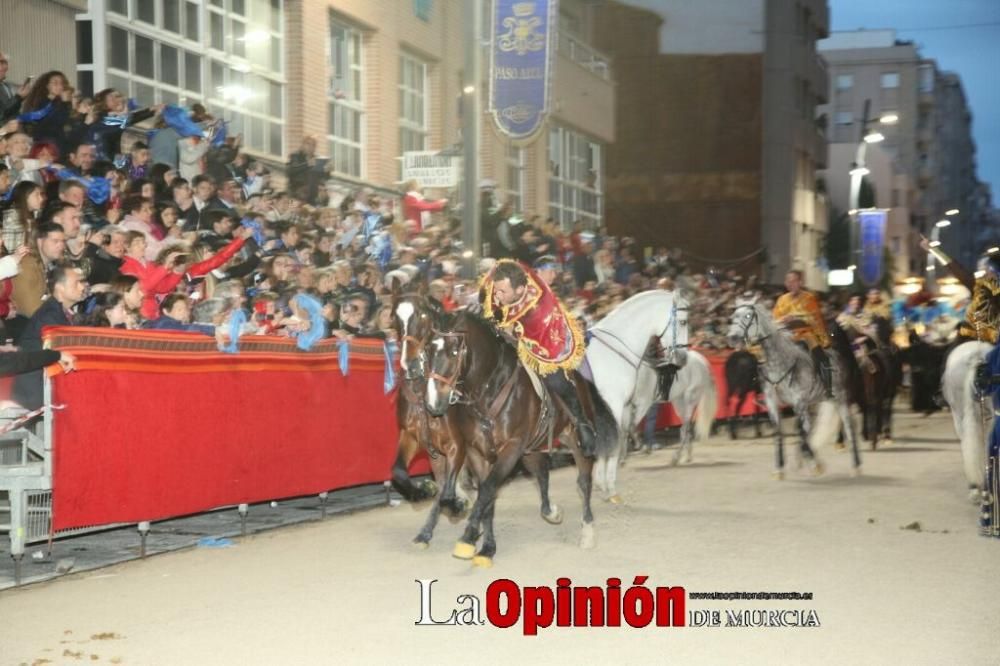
[0,410,996,665]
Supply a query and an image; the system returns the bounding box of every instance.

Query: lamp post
[847,100,897,278]
[460,0,482,279]
[926,208,959,291]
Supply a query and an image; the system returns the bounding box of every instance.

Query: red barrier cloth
[45,327,406,531]
[656,351,765,429]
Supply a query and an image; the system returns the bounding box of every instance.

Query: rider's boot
[545,372,598,458]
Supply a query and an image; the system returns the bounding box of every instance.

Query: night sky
[831,0,1000,203]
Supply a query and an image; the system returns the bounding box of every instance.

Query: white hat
[479,179,497,190]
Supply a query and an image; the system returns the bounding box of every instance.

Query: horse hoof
[452,542,476,560]
[542,505,563,525]
[881,439,893,448]
[419,479,439,498]
[811,462,825,477]
[833,443,846,452]
[472,555,494,569]
[608,494,623,505]
[969,488,982,504]
[412,540,430,550]
[772,470,785,481]
[669,457,680,467]
[579,523,596,550]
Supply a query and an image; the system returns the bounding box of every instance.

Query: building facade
[4,0,615,238]
[590,0,829,287]
[283,0,614,232]
[819,30,986,276]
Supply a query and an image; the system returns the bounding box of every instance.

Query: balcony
[558,34,612,81]
[553,36,616,143]
[810,54,829,104]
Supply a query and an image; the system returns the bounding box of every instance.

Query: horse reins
[737,306,796,386]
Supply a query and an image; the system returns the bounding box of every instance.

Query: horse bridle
[426,329,469,406]
[734,305,798,386]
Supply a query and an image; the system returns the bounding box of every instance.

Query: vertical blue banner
[859,210,887,286]
[488,0,557,142]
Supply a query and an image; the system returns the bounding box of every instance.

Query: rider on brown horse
[479,259,598,457]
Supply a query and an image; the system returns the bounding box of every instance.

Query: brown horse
[391,292,565,548]
[390,292,473,547]
[425,311,618,567]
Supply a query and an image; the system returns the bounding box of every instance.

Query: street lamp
[848,100,899,278]
[926,208,959,290]
[945,208,960,217]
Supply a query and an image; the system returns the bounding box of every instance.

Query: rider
[922,237,1000,345]
[772,269,834,397]
[480,258,597,457]
[863,288,891,322]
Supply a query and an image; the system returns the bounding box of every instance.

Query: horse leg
[390,430,436,502]
[522,451,563,524]
[728,391,740,440]
[764,388,785,479]
[796,408,823,476]
[839,401,862,475]
[671,399,687,466]
[572,446,597,549]
[752,391,764,438]
[472,502,498,568]
[454,447,520,564]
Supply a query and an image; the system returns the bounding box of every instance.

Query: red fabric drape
[45,329,420,531]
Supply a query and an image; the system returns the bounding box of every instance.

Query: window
[834,111,853,126]
[836,74,853,90]
[97,1,286,158]
[399,52,428,159]
[548,124,603,230]
[328,18,364,178]
[505,144,525,213]
[881,72,900,89]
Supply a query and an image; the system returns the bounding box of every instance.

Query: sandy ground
[0,410,997,666]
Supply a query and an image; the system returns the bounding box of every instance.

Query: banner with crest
[858,209,888,287]
[488,0,557,142]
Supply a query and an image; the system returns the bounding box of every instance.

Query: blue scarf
[383,340,398,394]
[162,104,205,138]
[17,102,52,123]
[292,294,326,351]
[49,168,111,205]
[219,309,247,354]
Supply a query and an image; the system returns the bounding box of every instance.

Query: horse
[664,349,718,465]
[584,290,690,503]
[941,340,994,503]
[724,349,765,439]
[727,299,862,478]
[390,291,476,548]
[424,311,619,566]
[900,331,947,415]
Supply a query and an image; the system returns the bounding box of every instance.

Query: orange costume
[481,259,585,376]
[772,290,830,349]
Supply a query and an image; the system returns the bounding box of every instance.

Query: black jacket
[14,297,73,409]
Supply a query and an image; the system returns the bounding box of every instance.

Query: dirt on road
[0,411,996,665]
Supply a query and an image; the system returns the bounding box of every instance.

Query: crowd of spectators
[0,54,942,413]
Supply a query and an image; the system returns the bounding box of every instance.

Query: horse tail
[694,370,717,441]
[809,400,841,451]
[585,379,620,457]
[944,342,992,488]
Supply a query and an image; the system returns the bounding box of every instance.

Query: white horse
[587,290,690,502]
[941,340,993,502]
[727,299,861,478]
[665,350,718,465]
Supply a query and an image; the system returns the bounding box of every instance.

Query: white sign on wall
[402,151,460,188]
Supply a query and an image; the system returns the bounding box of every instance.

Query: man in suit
[14,262,86,409]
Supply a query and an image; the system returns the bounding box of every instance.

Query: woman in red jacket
[120,227,249,320]
[401,179,447,234]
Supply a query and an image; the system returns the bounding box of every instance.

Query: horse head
[393,287,445,381]
[728,297,770,347]
[425,326,469,417]
[660,292,691,368]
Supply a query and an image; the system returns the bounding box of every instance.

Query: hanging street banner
[402,151,460,188]
[858,209,888,287]
[488,0,557,142]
